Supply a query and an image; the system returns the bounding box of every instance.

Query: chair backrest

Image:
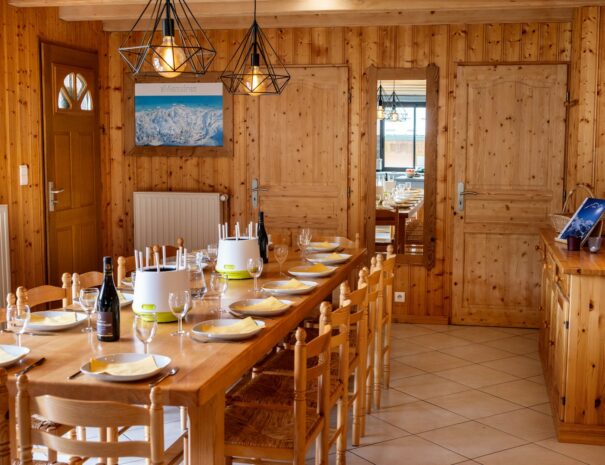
[15,273,71,309]
[71,271,104,300]
[357,268,379,336]
[294,326,331,452]
[319,302,350,384]
[339,283,368,364]
[16,374,164,465]
[311,233,360,249]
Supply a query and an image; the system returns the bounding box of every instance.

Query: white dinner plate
[288,265,337,278]
[262,280,318,295]
[27,311,87,331]
[119,291,134,308]
[306,242,340,253]
[81,353,171,382]
[191,319,266,341]
[0,344,30,368]
[229,299,294,317]
[306,253,352,265]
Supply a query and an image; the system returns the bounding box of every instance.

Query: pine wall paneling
[0,4,106,289]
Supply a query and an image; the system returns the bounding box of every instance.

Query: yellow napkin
[200,317,259,335]
[232,297,286,311]
[90,356,157,376]
[327,253,344,259]
[313,242,334,249]
[277,279,309,290]
[30,312,77,326]
[300,263,330,273]
[0,347,15,364]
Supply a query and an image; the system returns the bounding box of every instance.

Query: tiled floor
[50,323,605,465]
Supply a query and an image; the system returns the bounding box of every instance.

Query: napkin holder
[132,266,189,323]
[216,237,260,279]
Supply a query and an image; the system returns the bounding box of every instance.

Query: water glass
[190,268,207,299]
[207,244,218,270]
[79,288,99,333]
[168,290,192,336]
[133,313,158,354]
[274,244,289,277]
[209,272,228,312]
[7,304,30,347]
[298,232,311,259]
[247,257,264,294]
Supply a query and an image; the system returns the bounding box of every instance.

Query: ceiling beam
[100,8,575,31]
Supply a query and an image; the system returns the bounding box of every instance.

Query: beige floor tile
[440,344,513,363]
[347,413,409,449]
[475,443,585,465]
[536,437,605,465]
[428,390,520,419]
[521,331,539,342]
[480,379,549,407]
[392,373,471,400]
[454,462,481,465]
[494,327,539,336]
[306,452,373,465]
[418,324,456,332]
[353,435,466,465]
[477,408,556,442]
[446,327,512,344]
[480,356,543,378]
[483,336,538,355]
[526,374,545,385]
[523,351,541,361]
[436,364,518,388]
[407,333,473,350]
[391,339,435,358]
[419,421,527,458]
[389,359,427,380]
[373,400,467,434]
[391,324,435,339]
[377,387,418,408]
[398,351,472,373]
[530,402,552,415]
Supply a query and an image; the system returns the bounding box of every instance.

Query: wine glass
[133,313,158,354]
[274,244,289,277]
[7,304,30,347]
[79,288,99,333]
[207,244,218,271]
[297,232,311,259]
[247,257,263,295]
[209,272,228,313]
[168,290,192,336]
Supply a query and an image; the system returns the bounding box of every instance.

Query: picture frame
[556,197,605,244]
[123,72,233,157]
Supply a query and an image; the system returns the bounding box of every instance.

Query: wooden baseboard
[554,418,605,445]
[392,315,449,325]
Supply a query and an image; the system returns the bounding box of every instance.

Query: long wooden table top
[2,248,366,407]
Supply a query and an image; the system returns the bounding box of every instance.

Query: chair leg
[180,407,188,465]
[352,367,364,446]
[336,395,347,465]
[107,427,118,465]
[373,325,383,410]
[365,336,374,415]
[384,343,391,390]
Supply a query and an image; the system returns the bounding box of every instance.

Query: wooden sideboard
[539,228,605,444]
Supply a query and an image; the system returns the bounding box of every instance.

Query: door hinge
[564,320,569,330]
[565,90,579,107]
[561,396,566,406]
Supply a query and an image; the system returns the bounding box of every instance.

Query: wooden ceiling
[8,0,605,30]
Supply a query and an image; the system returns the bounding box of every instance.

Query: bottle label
[97,312,114,337]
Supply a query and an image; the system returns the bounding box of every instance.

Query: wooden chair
[310,233,361,249]
[375,208,401,253]
[223,326,332,465]
[13,273,72,310]
[339,282,368,446]
[15,374,172,465]
[71,271,104,300]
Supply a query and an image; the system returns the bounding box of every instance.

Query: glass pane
[383,110,414,169]
[57,88,71,110]
[80,91,92,111]
[415,107,426,169]
[76,74,87,99]
[63,73,76,99]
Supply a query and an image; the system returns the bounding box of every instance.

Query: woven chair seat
[31,414,72,435]
[257,347,347,378]
[228,373,341,409]
[225,405,321,450]
[13,461,67,465]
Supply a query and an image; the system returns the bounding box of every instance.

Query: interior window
[57,72,93,112]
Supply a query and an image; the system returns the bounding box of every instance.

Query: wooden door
[250,66,349,240]
[452,64,567,327]
[41,43,101,285]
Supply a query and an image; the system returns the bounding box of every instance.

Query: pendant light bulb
[245,52,266,95]
[390,110,399,122]
[152,15,187,78]
[377,105,385,120]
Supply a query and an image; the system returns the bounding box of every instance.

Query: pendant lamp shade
[118,0,216,78]
[221,0,290,95]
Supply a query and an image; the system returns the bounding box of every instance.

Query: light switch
[19,165,28,186]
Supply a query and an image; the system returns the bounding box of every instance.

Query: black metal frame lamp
[377,82,385,120]
[388,81,400,122]
[221,0,290,95]
[118,0,216,78]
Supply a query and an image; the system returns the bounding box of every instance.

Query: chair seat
[224,405,321,450]
[13,461,67,465]
[228,373,341,408]
[31,414,72,435]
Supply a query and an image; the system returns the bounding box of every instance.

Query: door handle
[50,188,64,194]
[457,182,479,212]
[251,178,267,209]
[48,181,64,212]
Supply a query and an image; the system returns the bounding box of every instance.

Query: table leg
[0,369,9,465]
[187,392,225,465]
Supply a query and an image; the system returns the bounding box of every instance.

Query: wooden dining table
[0,246,366,465]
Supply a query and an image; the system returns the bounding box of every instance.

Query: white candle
[217,224,222,240]
[138,251,144,270]
[162,246,167,266]
[134,250,139,271]
[184,248,188,268]
[154,252,160,272]
[145,247,150,268]
[236,223,240,240]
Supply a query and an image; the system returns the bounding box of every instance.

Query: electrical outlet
[395,292,405,303]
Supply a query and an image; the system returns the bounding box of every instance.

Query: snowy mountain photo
[558,198,605,242]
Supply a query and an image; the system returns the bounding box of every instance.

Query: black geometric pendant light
[377,81,386,120]
[221,0,290,95]
[118,0,216,78]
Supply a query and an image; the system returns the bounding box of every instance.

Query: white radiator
[0,206,10,300]
[133,192,226,251]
